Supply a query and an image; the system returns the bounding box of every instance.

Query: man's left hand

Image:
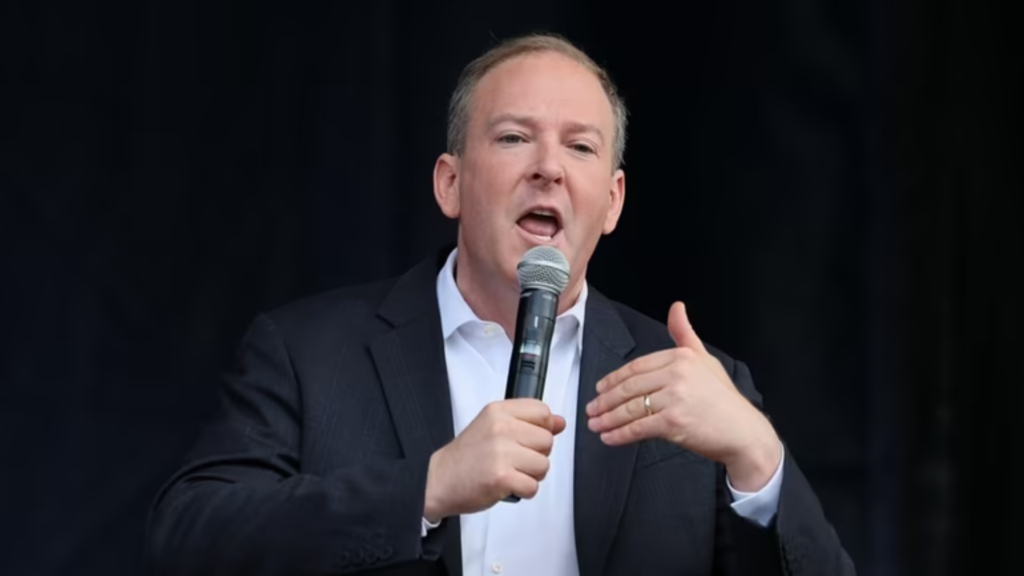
[586,301,781,492]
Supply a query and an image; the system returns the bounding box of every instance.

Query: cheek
[570,178,613,233]
[483,159,525,195]
[458,180,513,242]
[468,165,520,215]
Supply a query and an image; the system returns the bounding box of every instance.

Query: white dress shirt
[428,248,784,576]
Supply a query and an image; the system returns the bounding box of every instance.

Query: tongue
[518,214,559,238]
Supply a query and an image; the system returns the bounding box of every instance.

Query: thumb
[668,301,707,353]
[550,415,567,435]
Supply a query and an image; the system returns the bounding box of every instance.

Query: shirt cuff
[421,516,441,538]
[725,444,785,528]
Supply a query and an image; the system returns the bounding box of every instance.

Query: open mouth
[516,209,562,242]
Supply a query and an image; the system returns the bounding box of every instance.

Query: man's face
[437,51,625,297]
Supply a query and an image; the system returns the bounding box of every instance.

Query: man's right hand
[423,399,567,523]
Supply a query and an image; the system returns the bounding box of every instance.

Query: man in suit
[147,34,854,575]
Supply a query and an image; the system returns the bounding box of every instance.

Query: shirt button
[491,561,503,573]
[483,325,496,337]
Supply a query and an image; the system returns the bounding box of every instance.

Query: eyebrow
[487,113,606,145]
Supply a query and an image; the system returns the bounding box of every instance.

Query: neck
[453,247,585,338]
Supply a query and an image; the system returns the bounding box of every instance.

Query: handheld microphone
[502,246,570,503]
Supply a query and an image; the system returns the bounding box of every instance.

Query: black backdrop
[2,2,1020,575]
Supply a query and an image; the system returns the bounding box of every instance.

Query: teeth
[531,209,556,218]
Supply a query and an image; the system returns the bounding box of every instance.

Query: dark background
[1,1,1020,575]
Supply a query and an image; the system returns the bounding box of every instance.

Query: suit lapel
[574,290,638,576]
[370,253,463,576]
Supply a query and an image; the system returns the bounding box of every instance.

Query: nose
[530,140,564,187]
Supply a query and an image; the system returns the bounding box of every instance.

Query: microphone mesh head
[517,246,571,294]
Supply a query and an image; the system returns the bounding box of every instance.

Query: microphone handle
[502,287,558,503]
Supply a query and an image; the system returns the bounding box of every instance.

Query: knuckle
[664,408,686,430]
[490,444,511,472]
[521,480,540,499]
[671,360,689,380]
[482,467,501,492]
[626,398,643,419]
[539,405,553,421]
[481,402,504,423]
[486,417,506,438]
[493,467,514,490]
[537,459,551,481]
[541,432,554,452]
[664,385,684,403]
[620,378,637,396]
[528,400,551,420]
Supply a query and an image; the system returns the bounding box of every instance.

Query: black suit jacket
[147,250,854,576]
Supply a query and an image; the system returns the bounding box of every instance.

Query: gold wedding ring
[643,393,654,416]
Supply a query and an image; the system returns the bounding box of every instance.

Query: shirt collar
[436,248,587,350]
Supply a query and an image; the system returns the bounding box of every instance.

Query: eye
[570,142,596,155]
[498,133,527,144]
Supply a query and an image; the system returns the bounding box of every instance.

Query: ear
[433,153,460,219]
[602,168,626,234]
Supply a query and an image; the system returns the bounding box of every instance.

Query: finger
[492,398,552,427]
[586,370,666,417]
[511,447,551,482]
[510,419,556,455]
[596,348,678,394]
[668,301,707,354]
[588,391,659,433]
[550,414,567,435]
[600,412,665,446]
[506,470,542,500]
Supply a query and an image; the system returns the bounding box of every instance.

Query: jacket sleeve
[713,359,856,576]
[145,315,448,576]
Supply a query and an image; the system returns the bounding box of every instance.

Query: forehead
[469,51,615,131]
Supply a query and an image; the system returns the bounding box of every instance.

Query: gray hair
[446,33,628,170]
